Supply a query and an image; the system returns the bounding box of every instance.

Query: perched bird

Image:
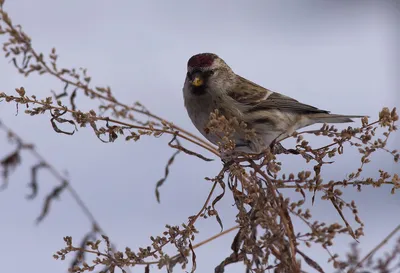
[183,53,365,154]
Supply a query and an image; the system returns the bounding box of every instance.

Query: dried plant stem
[188,181,218,227]
[249,160,300,272]
[102,117,218,156]
[351,224,400,272]
[192,225,240,249]
[0,9,216,153]
[11,94,219,156]
[124,225,241,266]
[272,180,396,188]
[161,225,241,266]
[0,120,105,233]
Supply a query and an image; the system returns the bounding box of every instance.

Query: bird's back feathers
[231,76,329,114]
[246,92,329,115]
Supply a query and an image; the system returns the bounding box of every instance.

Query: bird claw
[300,153,314,162]
[271,142,316,162]
[271,142,296,155]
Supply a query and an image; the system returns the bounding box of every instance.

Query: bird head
[185,53,236,96]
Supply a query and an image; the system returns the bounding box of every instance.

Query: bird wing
[227,76,271,104]
[230,76,330,114]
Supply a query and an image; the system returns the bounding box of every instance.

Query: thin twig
[0,10,217,154]
[0,120,104,233]
[3,94,219,156]
[249,160,300,273]
[351,224,400,272]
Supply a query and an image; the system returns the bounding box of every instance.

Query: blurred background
[0,0,399,272]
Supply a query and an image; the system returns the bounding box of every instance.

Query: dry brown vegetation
[1,2,399,273]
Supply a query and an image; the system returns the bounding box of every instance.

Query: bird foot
[270,142,299,155]
[271,142,315,162]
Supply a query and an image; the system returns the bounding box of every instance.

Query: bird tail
[310,114,366,124]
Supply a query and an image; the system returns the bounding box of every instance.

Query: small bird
[183,53,365,155]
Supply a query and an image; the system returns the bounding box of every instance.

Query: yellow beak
[192,77,203,87]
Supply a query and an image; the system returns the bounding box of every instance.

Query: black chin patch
[191,85,207,96]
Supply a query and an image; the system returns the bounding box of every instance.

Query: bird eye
[207,70,215,76]
[186,72,192,79]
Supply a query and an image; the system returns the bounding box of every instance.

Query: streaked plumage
[183,53,365,154]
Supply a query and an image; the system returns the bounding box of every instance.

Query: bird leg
[272,142,316,163]
[268,132,300,155]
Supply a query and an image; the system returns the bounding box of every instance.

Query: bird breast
[183,90,224,145]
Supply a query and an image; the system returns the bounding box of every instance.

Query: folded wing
[231,76,330,115]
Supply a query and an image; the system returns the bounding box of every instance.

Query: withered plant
[0,2,399,272]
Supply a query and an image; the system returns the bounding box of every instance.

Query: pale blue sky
[0,1,399,272]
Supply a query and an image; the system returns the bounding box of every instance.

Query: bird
[182,52,365,155]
